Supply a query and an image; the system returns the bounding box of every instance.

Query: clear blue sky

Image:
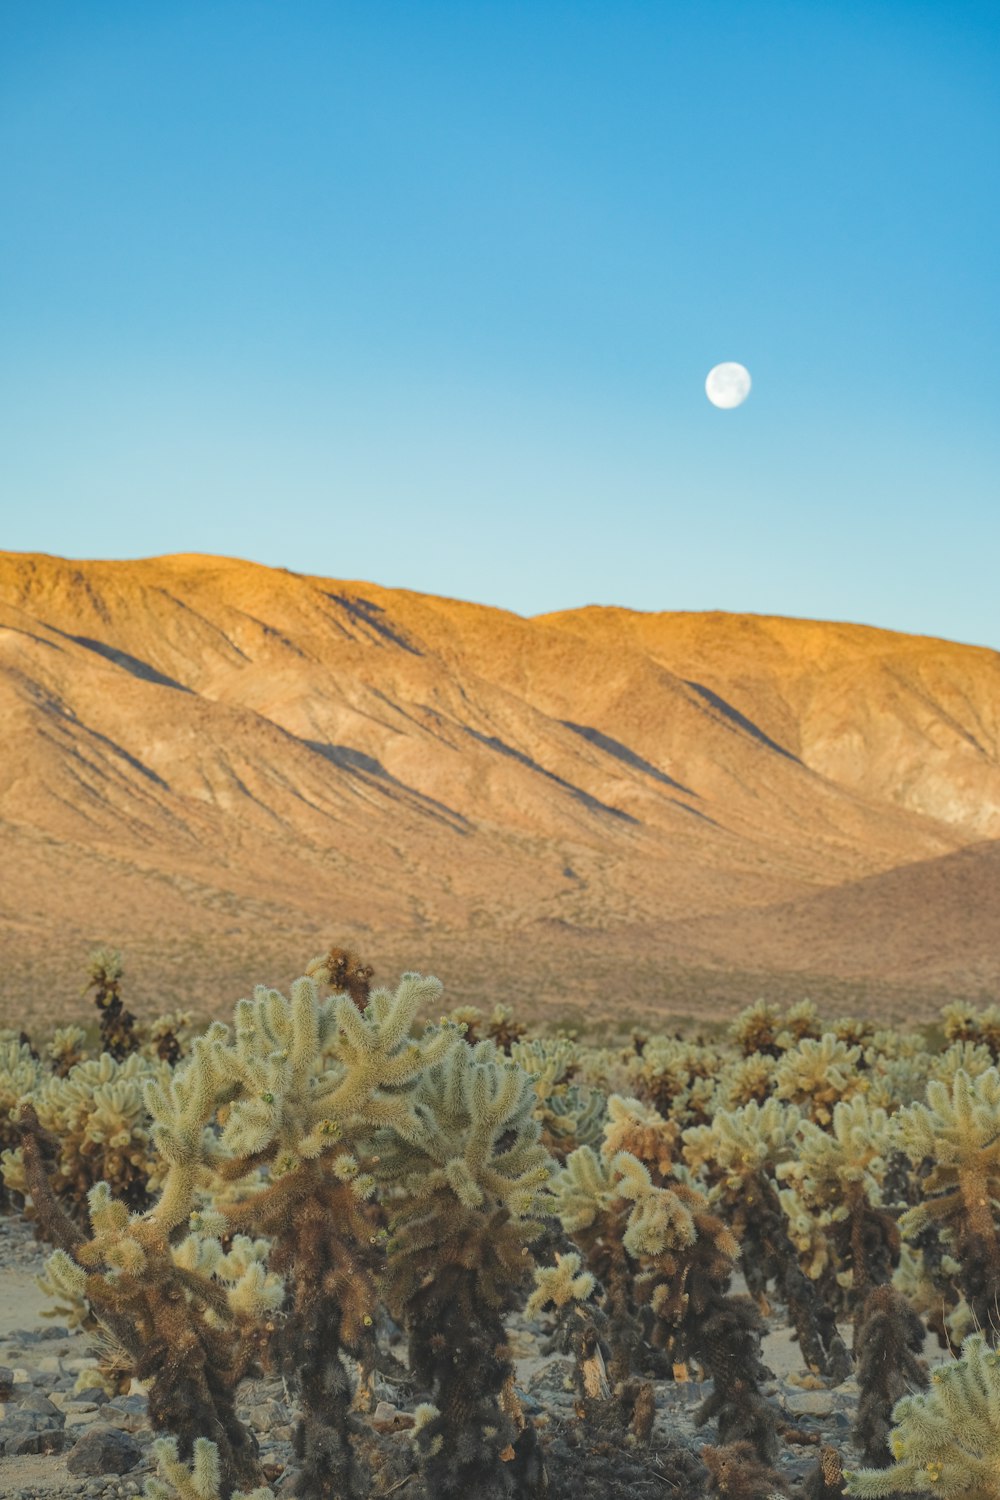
[2,1,998,647]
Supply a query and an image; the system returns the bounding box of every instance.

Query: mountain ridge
[2,550,998,1026]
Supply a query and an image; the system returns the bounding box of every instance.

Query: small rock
[107,1393,148,1415]
[786,1390,836,1417]
[66,1425,142,1477]
[102,1394,147,1433]
[76,1386,110,1405]
[19,1391,64,1419]
[5,1428,71,1456]
[36,1354,64,1374]
[65,1409,101,1428]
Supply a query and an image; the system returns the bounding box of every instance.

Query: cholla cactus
[551,1133,779,1461]
[930,1040,996,1085]
[684,1096,801,1191]
[892,1241,966,1354]
[844,1332,1000,1497]
[47,1025,88,1077]
[527,1249,596,1319]
[831,1015,878,1049]
[851,1285,929,1468]
[484,1002,528,1053]
[3,1051,167,1217]
[729,999,820,1059]
[940,1001,1000,1062]
[145,1436,274,1500]
[17,1114,267,1499]
[85,946,138,1060]
[730,1001,786,1058]
[148,1011,196,1066]
[528,1251,613,1405]
[213,971,457,1500]
[0,1034,42,1206]
[715,1052,777,1109]
[776,1096,899,1335]
[773,1035,865,1125]
[601,1094,680,1182]
[509,1036,605,1161]
[626,1035,719,1123]
[305,944,374,1011]
[892,1068,1000,1340]
[682,1097,848,1380]
[862,1051,935,1113]
[378,1037,553,1498]
[701,1440,791,1499]
[20,969,460,1500]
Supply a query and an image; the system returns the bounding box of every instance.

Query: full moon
[706,362,752,408]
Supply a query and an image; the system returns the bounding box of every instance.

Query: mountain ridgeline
[2,551,999,1024]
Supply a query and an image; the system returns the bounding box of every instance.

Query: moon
[706,362,752,408]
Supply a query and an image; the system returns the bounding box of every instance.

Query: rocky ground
[0,1212,934,1498]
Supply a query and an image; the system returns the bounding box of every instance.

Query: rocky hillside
[2,551,998,1024]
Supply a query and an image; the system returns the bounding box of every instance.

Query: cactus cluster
[8,968,1000,1496]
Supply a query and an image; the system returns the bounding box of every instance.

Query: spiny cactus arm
[893,1070,1000,1247]
[526,1251,595,1318]
[683,1098,802,1184]
[893,1070,1000,1164]
[548,1144,616,1232]
[15,1102,86,1253]
[845,1334,1000,1497]
[610,1151,699,1259]
[143,1034,241,1239]
[319,981,455,1118]
[773,1034,864,1122]
[144,1436,275,1500]
[459,1058,543,1170]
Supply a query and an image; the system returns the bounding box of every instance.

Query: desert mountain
[2,551,998,1027]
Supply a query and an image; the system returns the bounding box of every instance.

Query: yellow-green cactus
[47,1025,88,1076]
[526,1250,596,1319]
[714,1051,777,1109]
[892,1068,1000,1340]
[683,1096,802,1191]
[893,1069,1000,1247]
[844,1333,1000,1497]
[145,1436,274,1500]
[776,1096,898,1325]
[509,1035,606,1159]
[940,1001,1000,1062]
[729,998,820,1058]
[684,1097,852,1381]
[3,1051,167,1217]
[625,1035,720,1122]
[0,1035,42,1202]
[377,1036,554,1499]
[772,1034,866,1124]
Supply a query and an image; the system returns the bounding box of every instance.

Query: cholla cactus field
[6,964,1000,1499]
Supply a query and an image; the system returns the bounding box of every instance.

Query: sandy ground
[0,1260,57,1335]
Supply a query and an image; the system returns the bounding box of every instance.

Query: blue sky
[2,1,998,646]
